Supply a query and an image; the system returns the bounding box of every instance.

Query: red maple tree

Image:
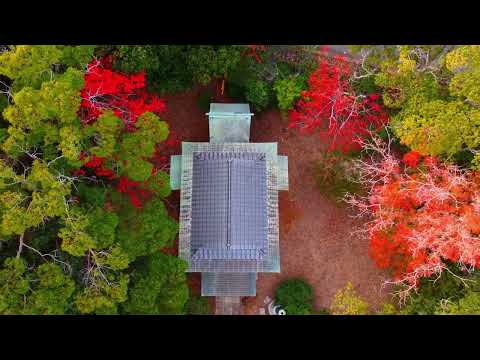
[79,56,166,129]
[73,56,173,208]
[289,56,389,153]
[346,135,480,300]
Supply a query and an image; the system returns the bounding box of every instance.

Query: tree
[330,282,369,315]
[289,55,389,152]
[0,257,75,315]
[59,206,119,257]
[113,45,193,94]
[186,45,244,86]
[365,45,480,165]
[2,67,85,163]
[391,99,480,157]
[445,45,480,106]
[0,159,72,238]
[123,253,188,315]
[0,45,95,92]
[79,56,166,126]
[345,133,480,300]
[275,278,314,315]
[116,198,178,261]
[273,75,307,118]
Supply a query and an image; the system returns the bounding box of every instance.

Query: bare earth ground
[160,82,391,314]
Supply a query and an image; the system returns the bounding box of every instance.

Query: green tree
[0,160,71,237]
[0,45,94,92]
[245,78,272,112]
[0,257,75,315]
[186,45,244,85]
[2,67,85,163]
[116,198,178,261]
[59,206,118,257]
[123,253,189,315]
[366,45,480,165]
[275,278,314,315]
[273,75,307,118]
[113,45,193,94]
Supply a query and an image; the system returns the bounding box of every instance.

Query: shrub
[376,303,397,315]
[275,278,314,315]
[331,282,369,315]
[185,296,210,315]
[273,75,307,118]
[245,78,273,112]
[399,264,476,315]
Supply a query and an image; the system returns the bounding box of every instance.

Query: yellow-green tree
[330,282,369,315]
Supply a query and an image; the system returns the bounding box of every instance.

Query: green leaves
[366,45,480,166]
[245,78,272,112]
[123,253,188,315]
[0,160,71,237]
[392,99,480,157]
[446,45,480,106]
[0,258,75,315]
[275,278,314,315]
[85,111,123,158]
[0,45,63,91]
[116,198,178,261]
[186,45,244,85]
[273,75,307,117]
[2,68,84,163]
[0,257,29,314]
[59,206,119,256]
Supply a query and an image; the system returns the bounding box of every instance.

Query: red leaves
[83,154,104,168]
[244,45,266,63]
[363,150,480,290]
[402,151,422,168]
[74,56,172,208]
[289,57,389,152]
[79,56,166,126]
[116,176,151,209]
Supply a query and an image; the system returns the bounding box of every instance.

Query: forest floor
[159,81,391,315]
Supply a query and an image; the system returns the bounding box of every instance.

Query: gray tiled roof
[178,142,280,273]
[201,272,257,296]
[191,152,267,261]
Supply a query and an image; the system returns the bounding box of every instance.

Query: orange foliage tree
[345,133,480,300]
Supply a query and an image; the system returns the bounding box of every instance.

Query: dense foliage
[112,45,245,94]
[288,54,389,152]
[275,278,314,315]
[330,282,369,315]
[345,134,480,300]
[227,46,317,113]
[353,45,480,167]
[0,45,188,315]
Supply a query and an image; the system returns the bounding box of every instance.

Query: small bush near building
[275,278,314,315]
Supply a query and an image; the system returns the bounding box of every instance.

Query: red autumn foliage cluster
[346,140,480,299]
[401,150,422,168]
[74,56,173,208]
[244,45,266,63]
[289,56,389,152]
[79,56,166,129]
[116,176,152,209]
